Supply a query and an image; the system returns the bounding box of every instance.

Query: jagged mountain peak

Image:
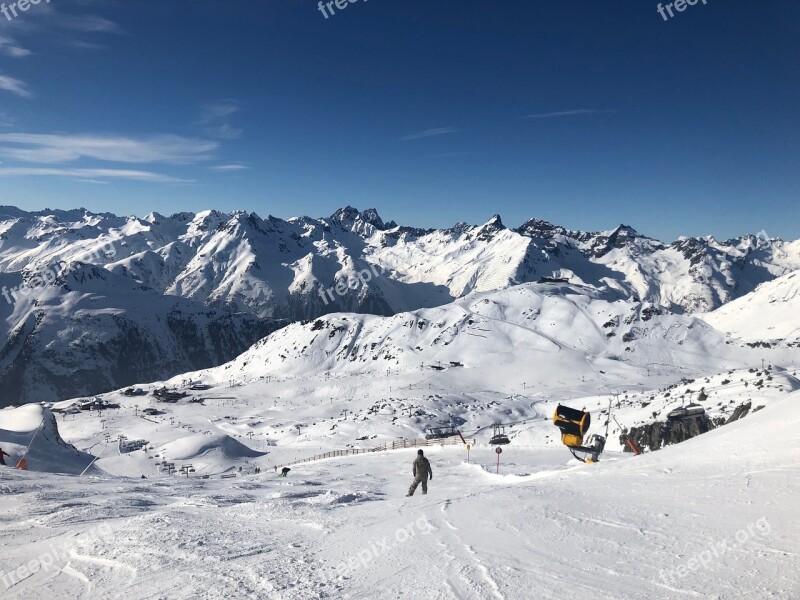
[516,218,569,239]
[188,209,227,230]
[470,214,506,241]
[447,221,472,235]
[611,224,642,237]
[329,206,389,235]
[144,211,166,224]
[587,223,661,258]
[482,214,504,229]
[167,211,197,222]
[360,208,386,229]
[2,204,799,321]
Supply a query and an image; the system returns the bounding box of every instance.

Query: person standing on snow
[407,449,432,496]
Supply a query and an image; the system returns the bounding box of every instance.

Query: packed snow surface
[0,392,797,599]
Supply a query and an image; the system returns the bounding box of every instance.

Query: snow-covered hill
[1,275,797,598]
[0,264,283,406]
[0,405,95,474]
[46,280,795,462]
[186,282,742,390]
[700,270,800,342]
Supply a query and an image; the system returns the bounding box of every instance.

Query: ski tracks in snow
[59,550,138,599]
[422,496,506,599]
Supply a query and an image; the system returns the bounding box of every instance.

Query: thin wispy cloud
[0,167,190,184]
[2,4,120,52]
[0,36,31,58]
[201,101,240,121]
[431,151,471,159]
[74,178,110,185]
[0,133,218,164]
[400,127,458,141]
[0,75,32,98]
[4,2,119,34]
[210,163,250,172]
[200,100,243,140]
[523,109,609,119]
[60,15,119,34]
[69,40,105,51]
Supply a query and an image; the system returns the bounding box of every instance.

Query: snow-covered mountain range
[2,205,798,319]
[1,205,799,404]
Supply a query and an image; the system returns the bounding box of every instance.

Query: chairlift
[553,404,606,463]
[489,423,510,445]
[425,425,458,440]
[667,402,706,422]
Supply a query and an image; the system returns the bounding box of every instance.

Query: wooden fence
[287,435,476,468]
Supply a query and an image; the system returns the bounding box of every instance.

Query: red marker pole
[495,447,502,474]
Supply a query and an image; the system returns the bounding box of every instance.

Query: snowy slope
[0,271,797,598]
[700,270,800,342]
[0,405,95,474]
[35,281,797,464]
[0,390,797,599]
[0,264,284,406]
[168,282,755,394]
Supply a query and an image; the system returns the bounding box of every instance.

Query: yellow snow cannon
[553,405,606,463]
[553,404,590,447]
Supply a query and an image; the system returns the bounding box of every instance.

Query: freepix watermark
[317,517,435,584]
[317,0,369,20]
[658,517,772,586]
[1,0,51,23]
[657,0,709,22]
[318,263,383,306]
[1,241,116,305]
[1,522,115,590]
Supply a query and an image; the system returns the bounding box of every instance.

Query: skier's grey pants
[408,475,428,495]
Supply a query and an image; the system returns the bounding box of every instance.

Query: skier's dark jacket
[413,456,432,479]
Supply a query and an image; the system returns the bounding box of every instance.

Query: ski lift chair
[425,425,458,440]
[489,423,511,445]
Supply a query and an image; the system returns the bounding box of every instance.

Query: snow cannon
[553,405,605,463]
[553,405,590,448]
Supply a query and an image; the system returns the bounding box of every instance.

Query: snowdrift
[159,433,265,462]
[0,405,96,474]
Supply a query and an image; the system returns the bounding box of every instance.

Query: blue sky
[0,0,797,241]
